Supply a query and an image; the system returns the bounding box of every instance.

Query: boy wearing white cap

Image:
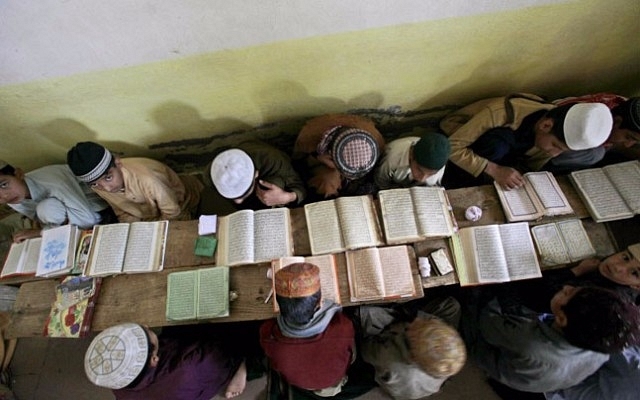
[0,160,109,242]
[203,140,305,214]
[440,93,612,190]
[85,323,247,399]
[67,142,203,223]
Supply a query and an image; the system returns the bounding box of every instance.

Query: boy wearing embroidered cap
[67,142,203,223]
[440,94,612,190]
[375,132,451,190]
[85,323,248,399]
[260,262,356,396]
[293,114,385,198]
[0,160,109,243]
[202,140,305,215]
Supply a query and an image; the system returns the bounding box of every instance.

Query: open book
[494,171,573,222]
[451,222,541,286]
[271,254,341,312]
[166,266,230,321]
[569,160,640,222]
[305,195,384,255]
[378,186,457,244]
[36,225,80,278]
[84,221,168,277]
[345,245,417,302]
[1,237,41,278]
[531,219,596,267]
[216,208,293,266]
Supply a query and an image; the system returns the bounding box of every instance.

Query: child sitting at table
[84,323,247,399]
[67,142,203,223]
[259,262,356,397]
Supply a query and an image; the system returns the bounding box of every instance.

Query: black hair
[562,286,640,354]
[276,290,322,325]
[0,164,16,176]
[612,97,640,132]
[544,104,573,142]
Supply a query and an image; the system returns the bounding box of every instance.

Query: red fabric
[555,93,627,110]
[260,313,355,390]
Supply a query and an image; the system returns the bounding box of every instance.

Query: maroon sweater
[260,313,355,390]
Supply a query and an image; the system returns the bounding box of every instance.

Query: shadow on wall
[38,119,148,159]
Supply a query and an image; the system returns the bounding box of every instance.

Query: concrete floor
[9,333,503,400]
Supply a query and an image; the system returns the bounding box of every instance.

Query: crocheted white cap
[209,149,255,199]
[564,103,612,150]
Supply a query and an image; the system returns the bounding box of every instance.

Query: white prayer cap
[84,323,149,390]
[563,103,612,150]
[210,149,255,199]
[629,243,640,262]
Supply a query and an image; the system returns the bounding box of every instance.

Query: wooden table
[4,179,619,338]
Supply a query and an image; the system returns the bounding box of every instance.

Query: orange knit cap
[275,262,321,298]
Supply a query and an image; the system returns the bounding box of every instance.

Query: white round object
[418,257,431,278]
[465,206,482,222]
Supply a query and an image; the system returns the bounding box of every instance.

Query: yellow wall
[1,0,638,170]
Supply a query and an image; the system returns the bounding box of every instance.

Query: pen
[264,288,273,304]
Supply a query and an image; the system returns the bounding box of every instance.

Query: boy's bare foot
[225,360,247,398]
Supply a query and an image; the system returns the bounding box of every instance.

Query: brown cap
[406,318,466,378]
[275,262,321,298]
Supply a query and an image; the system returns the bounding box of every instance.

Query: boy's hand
[484,162,524,190]
[255,180,296,207]
[13,229,43,243]
[571,258,600,276]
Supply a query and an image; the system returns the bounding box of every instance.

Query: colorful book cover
[43,276,102,338]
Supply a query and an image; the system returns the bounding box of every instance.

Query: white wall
[1,0,563,85]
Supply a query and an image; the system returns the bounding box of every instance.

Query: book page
[336,196,382,250]
[197,266,229,319]
[253,208,292,263]
[603,161,640,213]
[526,172,573,216]
[378,188,419,243]
[378,246,416,298]
[23,237,42,275]
[556,219,596,262]
[85,224,129,276]
[305,200,344,255]
[493,181,542,222]
[571,169,632,222]
[122,221,165,273]
[531,223,571,267]
[499,223,541,280]
[410,186,455,237]
[36,225,75,277]
[459,225,509,283]
[166,270,197,321]
[2,241,27,277]
[306,254,341,305]
[346,248,384,302]
[220,210,255,266]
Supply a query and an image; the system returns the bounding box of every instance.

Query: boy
[260,262,355,396]
[294,114,385,198]
[0,160,108,242]
[359,297,466,399]
[440,94,611,189]
[463,285,640,393]
[67,142,203,222]
[375,132,451,190]
[84,323,247,399]
[203,140,305,216]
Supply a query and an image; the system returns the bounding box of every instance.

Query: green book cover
[194,236,217,257]
[166,266,229,321]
